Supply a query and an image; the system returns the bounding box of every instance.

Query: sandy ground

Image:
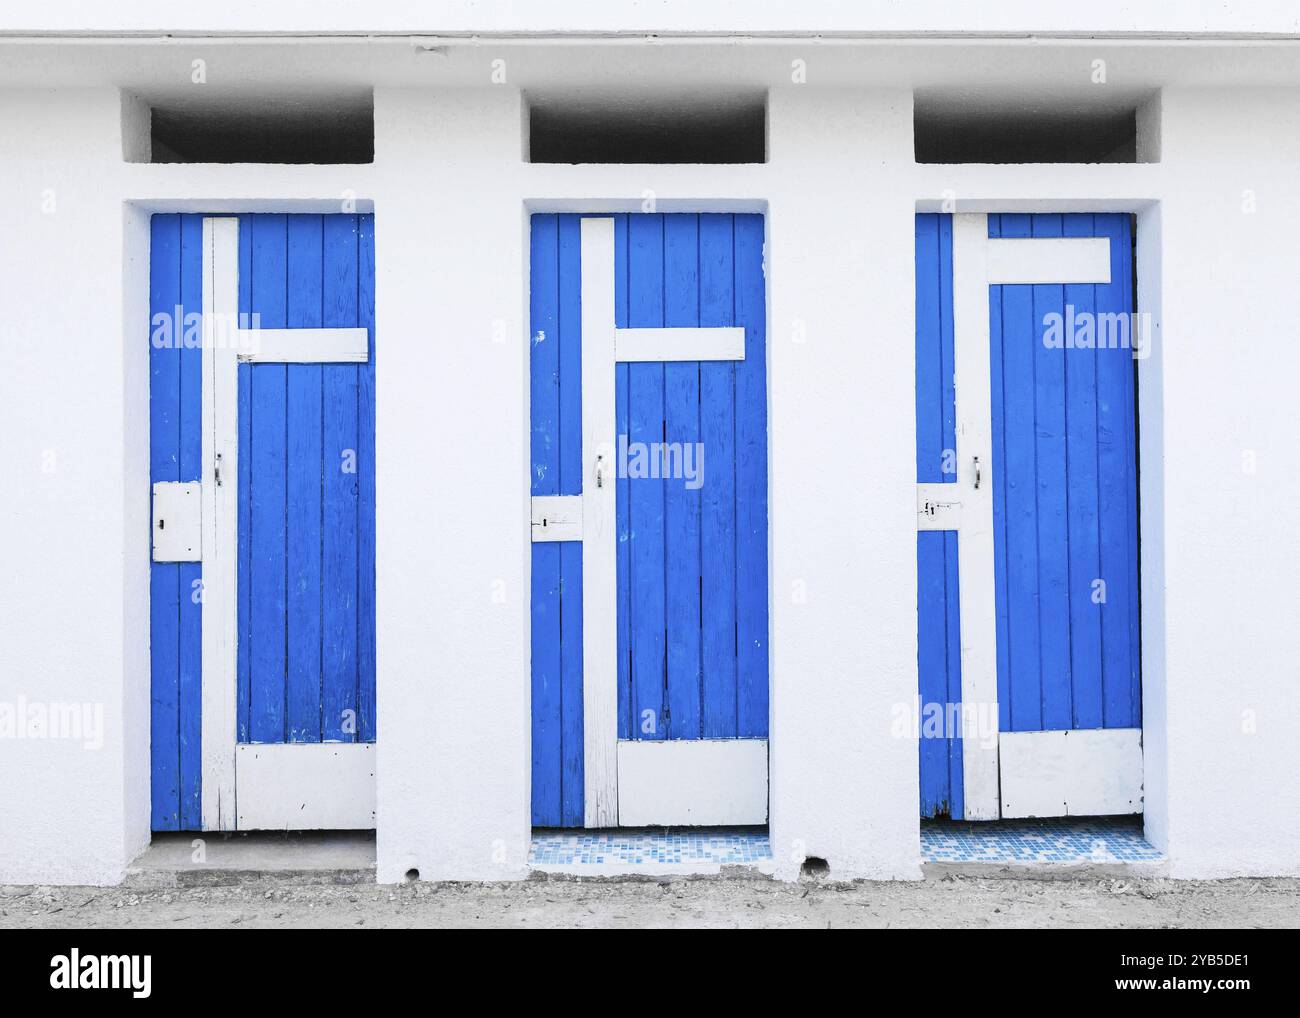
[4,875,1299,929]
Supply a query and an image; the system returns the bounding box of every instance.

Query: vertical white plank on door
[200,217,240,830]
[579,217,619,826]
[951,214,1001,819]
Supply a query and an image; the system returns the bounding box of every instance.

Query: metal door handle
[973,455,981,490]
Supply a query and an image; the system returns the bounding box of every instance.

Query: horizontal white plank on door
[985,237,1111,285]
[999,728,1143,818]
[617,739,768,826]
[235,743,376,830]
[614,326,745,362]
[236,327,369,363]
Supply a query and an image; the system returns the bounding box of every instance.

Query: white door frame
[198,216,375,831]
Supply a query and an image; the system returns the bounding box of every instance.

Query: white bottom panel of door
[235,743,376,830]
[999,728,1143,818]
[617,739,768,826]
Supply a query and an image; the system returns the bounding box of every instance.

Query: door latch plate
[152,481,202,561]
[917,483,962,531]
[531,495,583,542]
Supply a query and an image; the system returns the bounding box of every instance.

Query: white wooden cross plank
[236,327,369,363]
[577,216,748,828]
[200,216,373,832]
[951,214,1113,820]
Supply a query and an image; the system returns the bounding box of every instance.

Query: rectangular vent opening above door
[914,89,1160,164]
[526,89,767,164]
[125,88,374,164]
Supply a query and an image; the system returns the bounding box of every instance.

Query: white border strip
[200,217,241,831]
[237,327,369,363]
[579,217,620,827]
[614,326,745,362]
[951,214,1002,820]
[576,218,761,828]
[986,237,1111,285]
[953,221,1120,821]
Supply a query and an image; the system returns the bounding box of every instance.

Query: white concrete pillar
[765,88,922,879]
[372,89,531,882]
[0,89,151,884]
[1147,88,1300,877]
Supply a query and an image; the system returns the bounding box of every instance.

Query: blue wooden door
[988,214,1140,738]
[149,214,204,830]
[530,213,768,827]
[149,213,376,831]
[916,213,1140,818]
[915,214,965,819]
[236,215,377,747]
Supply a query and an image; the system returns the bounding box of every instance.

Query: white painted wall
[3,1,1298,36]
[1148,88,1300,877]
[2,32,1300,885]
[0,89,150,884]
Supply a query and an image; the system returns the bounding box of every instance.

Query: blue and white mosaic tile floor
[922,816,1163,864]
[530,828,775,875]
[529,818,1161,874]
